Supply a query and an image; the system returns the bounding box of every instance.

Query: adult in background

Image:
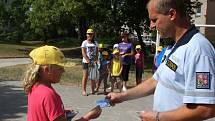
[22,45,101,121]
[106,0,215,121]
[81,29,98,96]
[118,31,134,91]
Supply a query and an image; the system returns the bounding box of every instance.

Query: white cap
[113,44,119,49]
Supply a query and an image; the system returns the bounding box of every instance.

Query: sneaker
[122,86,127,92]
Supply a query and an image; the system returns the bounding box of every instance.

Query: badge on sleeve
[166,59,177,72]
[196,72,210,89]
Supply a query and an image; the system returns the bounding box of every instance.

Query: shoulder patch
[196,72,210,89]
[165,59,177,72]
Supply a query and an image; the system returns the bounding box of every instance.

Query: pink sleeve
[43,92,65,121]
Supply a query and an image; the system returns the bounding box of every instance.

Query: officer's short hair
[148,0,187,17]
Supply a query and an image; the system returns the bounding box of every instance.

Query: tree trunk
[78,17,87,41]
[43,28,48,45]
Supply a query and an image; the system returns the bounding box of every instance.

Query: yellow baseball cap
[102,51,109,56]
[135,45,141,49]
[86,29,94,34]
[29,45,74,67]
[98,44,104,48]
[157,46,163,52]
[112,49,119,54]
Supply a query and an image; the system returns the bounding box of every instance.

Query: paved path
[0,58,214,121]
[0,58,31,68]
[0,58,153,121]
[0,80,153,121]
[0,81,214,121]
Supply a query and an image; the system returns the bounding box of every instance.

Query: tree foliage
[0,0,201,44]
[0,1,9,33]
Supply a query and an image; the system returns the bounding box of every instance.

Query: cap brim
[112,52,119,54]
[57,61,76,67]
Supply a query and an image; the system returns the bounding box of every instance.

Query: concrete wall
[193,0,207,34]
[193,0,215,43]
[205,0,215,42]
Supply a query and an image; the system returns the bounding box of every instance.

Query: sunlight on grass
[0,64,27,81]
[0,44,30,57]
[0,41,154,88]
[0,62,152,87]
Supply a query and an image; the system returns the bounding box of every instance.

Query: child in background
[152,46,164,73]
[96,51,110,94]
[113,43,119,50]
[135,45,144,85]
[107,43,119,90]
[97,44,105,70]
[110,49,123,92]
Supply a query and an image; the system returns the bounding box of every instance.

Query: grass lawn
[0,40,154,87]
[0,43,35,58]
[0,38,82,58]
[0,60,153,87]
[0,42,82,58]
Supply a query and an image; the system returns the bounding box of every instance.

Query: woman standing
[118,31,134,91]
[81,29,98,96]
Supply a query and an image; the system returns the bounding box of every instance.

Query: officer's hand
[106,92,124,106]
[138,111,157,121]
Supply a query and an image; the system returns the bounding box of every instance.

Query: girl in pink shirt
[22,45,101,121]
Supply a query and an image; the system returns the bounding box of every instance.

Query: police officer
[106,0,215,121]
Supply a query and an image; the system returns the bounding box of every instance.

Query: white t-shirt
[81,40,98,63]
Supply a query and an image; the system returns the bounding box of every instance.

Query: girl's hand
[83,106,102,120]
[86,59,90,63]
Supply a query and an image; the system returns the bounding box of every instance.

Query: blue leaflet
[96,99,110,108]
[66,110,79,121]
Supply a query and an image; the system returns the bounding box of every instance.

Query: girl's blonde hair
[22,64,40,94]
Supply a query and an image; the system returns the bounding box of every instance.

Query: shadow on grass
[0,81,27,120]
[63,48,82,59]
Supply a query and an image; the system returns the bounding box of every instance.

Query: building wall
[193,0,215,43]
[193,0,207,34]
[205,0,215,42]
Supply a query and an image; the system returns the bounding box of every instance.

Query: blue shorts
[82,63,88,70]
